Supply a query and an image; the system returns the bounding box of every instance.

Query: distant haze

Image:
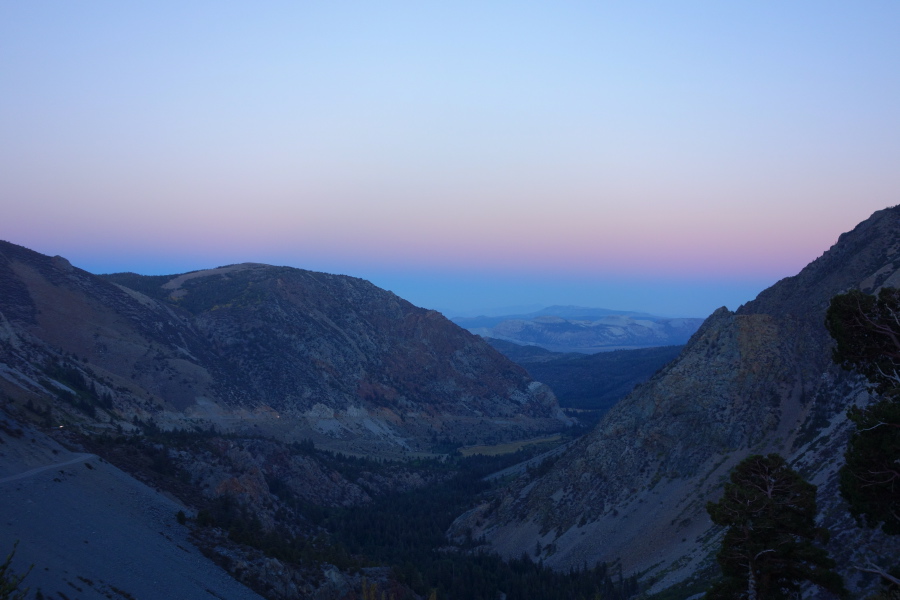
[2,3,898,317]
[369,274,775,319]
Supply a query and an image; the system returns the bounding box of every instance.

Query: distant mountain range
[452,306,704,353]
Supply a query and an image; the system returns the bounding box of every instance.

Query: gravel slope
[0,426,263,600]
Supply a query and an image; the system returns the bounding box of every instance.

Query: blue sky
[2,2,898,317]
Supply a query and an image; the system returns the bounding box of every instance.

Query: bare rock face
[454,206,900,596]
[0,242,570,454]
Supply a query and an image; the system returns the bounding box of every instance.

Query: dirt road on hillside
[0,453,94,484]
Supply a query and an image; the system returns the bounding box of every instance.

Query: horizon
[3,3,898,318]
[0,232,833,319]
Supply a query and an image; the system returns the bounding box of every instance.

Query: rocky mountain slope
[0,242,570,456]
[0,406,464,600]
[0,418,267,600]
[0,242,577,599]
[451,206,900,597]
[453,307,703,353]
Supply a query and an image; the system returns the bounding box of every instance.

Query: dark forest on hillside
[489,339,682,414]
[80,429,639,600]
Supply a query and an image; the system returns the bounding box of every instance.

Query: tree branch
[854,563,900,588]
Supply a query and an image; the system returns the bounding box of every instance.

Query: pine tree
[826,287,900,535]
[840,399,900,535]
[705,454,845,599]
[0,542,31,600]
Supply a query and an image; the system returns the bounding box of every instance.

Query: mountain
[450,206,900,597]
[453,306,704,353]
[485,338,571,362]
[0,242,570,457]
[487,339,684,415]
[0,241,581,598]
[452,306,660,330]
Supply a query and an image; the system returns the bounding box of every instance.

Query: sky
[2,2,899,318]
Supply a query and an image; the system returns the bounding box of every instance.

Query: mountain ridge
[0,240,571,457]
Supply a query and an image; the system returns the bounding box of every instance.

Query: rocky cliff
[0,242,570,456]
[451,205,900,596]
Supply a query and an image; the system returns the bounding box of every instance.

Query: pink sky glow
[2,3,899,316]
